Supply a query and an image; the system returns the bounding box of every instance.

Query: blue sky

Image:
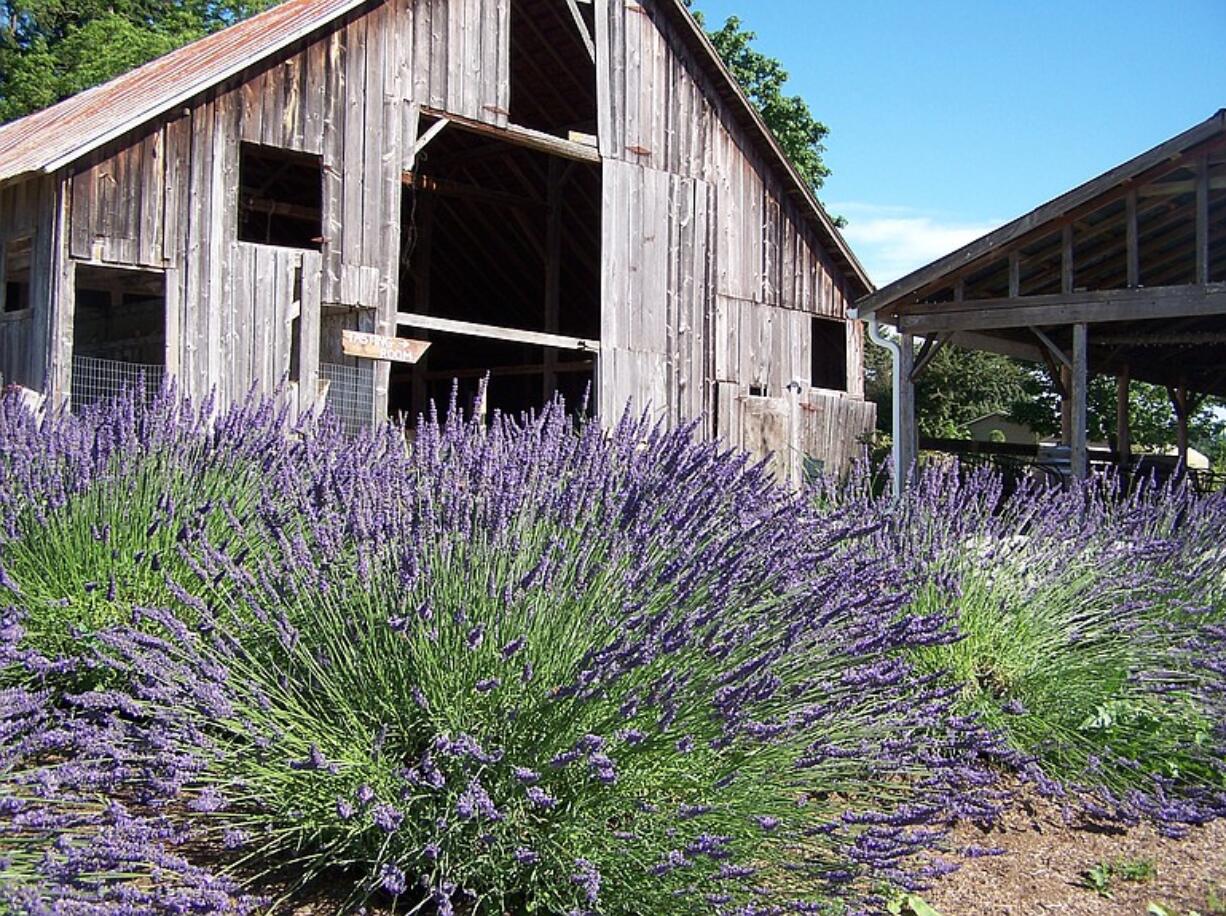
[693,0,1225,286]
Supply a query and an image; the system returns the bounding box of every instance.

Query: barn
[0,0,875,476]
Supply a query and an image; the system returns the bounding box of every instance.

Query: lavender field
[0,388,1223,915]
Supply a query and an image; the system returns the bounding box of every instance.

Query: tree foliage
[683,3,834,203]
[0,0,278,123]
[864,338,1031,440]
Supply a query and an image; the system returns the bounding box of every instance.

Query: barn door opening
[70,264,166,410]
[393,120,601,423]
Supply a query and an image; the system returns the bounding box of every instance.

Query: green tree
[1012,367,1226,467]
[684,3,836,207]
[0,0,279,123]
[864,336,1031,439]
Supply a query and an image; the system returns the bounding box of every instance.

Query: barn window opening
[810,317,847,392]
[238,143,323,249]
[71,265,166,409]
[391,125,600,424]
[3,236,32,313]
[509,0,597,137]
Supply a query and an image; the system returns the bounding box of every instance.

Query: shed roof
[850,110,1226,397]
[853,109,1226,319]
[0,0,871,297]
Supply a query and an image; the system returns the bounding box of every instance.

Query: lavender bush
[822,464,1226,832]
[1,390,993,913]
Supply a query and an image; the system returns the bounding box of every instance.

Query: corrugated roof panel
[0,0,368,183]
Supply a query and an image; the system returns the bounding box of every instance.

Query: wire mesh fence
[319,361,375,436]
[71,355,165,412]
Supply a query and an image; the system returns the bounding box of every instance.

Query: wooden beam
[564,0,596,61]
[403,171,543,210]
[898,283,1226,334]
[953,330,1044,362]
[1197,153,1211,285]
[1061,224,1074,294]
[1126,189,1139,287]
[411,117,451,162]
[421,108,602,164]
[1071,322,1089,480]
[396,311,601,352]
[897,333,918,483]
[1008,250,1021,298]
[910,334,948,381]
[856,117,1226,314]
[1138,175,1226,196]
[1169,379,1190,471]
[1030,326,1072,372]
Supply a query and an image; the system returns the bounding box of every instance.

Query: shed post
[1115,366,1131,470]
[897,332,918,483]
[1071,322,1088,480]
[1171,380,1190,473]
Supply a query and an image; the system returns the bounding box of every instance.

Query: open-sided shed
[0,0,876,475]
[853,110,1226,487]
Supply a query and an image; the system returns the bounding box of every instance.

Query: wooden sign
[342,330,431,364]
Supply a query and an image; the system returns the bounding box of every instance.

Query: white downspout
[851,309,904,497]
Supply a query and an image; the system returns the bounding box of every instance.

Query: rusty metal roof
[0,0,369,184]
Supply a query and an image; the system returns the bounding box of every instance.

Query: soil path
[926,795,1226,915]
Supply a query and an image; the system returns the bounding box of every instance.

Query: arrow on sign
[341,330,432,364]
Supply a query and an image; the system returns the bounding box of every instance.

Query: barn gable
[0,0,876,477]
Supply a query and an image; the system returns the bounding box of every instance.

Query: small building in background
[966,412,1040,446]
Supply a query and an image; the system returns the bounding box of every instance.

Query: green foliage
[1010,367,1226,460]
[683,2,838,219]
[1,450,264,675]
[0,0,281,122]
[1083,858,1155,897]
[887,891,944,916]
[864,335,1031,438]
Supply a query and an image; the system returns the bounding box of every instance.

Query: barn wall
[596,0,868,470]
[0,175,57,391]
[600,159,713,428]
[46,0,513,413]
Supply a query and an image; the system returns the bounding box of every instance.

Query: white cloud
[831,202,1004,288]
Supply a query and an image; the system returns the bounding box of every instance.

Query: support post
[1060,365,1073,446]
[1116,365,1131,471]
[1126,189,1140,288]
[1071,322,1088,480]
[897,332,918,484]
[1196,153,1210,285]
[1171,380,1190,473]
[409,195,434,420]
[543,160,563,402]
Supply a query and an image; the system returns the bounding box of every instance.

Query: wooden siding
[44,0,515,411]
[600,159,714,428]
[0,176,56,390]
[596,0,851,318]
[718,384,876,483]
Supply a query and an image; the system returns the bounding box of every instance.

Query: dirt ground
[925,793,1226,916]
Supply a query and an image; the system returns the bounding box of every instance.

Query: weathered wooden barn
[0,0,875,475]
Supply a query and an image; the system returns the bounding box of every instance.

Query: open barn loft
[0,0,878,475]
[854,110,1226,485]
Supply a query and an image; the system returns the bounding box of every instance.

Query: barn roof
[0,0,871,296]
